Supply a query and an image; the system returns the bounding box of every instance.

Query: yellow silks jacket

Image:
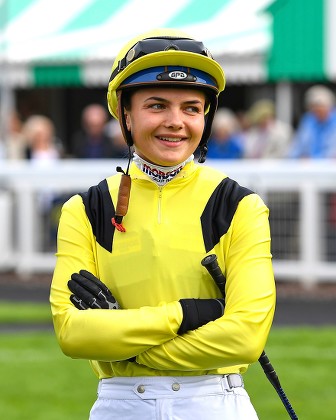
[50,160,275,379]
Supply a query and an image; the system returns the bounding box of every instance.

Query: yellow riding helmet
[108,28,225,117]
[107,28,226,162]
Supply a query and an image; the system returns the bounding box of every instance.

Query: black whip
[201,254,299,420]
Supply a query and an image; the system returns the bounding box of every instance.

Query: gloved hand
[68,270,120,310]
[68,271,137,362]
[178,298,224,335]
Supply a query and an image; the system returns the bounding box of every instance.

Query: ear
[124,110,131,131]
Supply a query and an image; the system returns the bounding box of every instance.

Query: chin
[158,159,183,167]
[156,153,189,167]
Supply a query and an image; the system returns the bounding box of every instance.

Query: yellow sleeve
[50,195,183,362]
[136,194,276,371]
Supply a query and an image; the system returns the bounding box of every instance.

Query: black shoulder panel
[79,179,115,252]
[201,178,253,252]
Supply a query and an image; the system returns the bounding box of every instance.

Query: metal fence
[0,159,335,285]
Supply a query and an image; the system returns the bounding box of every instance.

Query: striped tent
[0,0,273,87]
[267,0,336,81]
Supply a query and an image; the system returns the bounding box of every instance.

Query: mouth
[157,136,185,143]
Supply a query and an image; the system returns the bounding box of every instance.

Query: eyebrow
[144,96,203,105]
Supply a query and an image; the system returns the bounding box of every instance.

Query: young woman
[50,28,275,419]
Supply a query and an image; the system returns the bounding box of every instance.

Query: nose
[163,108,184,130]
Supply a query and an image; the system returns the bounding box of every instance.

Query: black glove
[68,271,137,362]
[178,298,224,335]
[68,270,120,310]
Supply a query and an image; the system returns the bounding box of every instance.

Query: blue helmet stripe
[120,66,218,90]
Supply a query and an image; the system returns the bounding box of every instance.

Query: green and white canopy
[267,0,336,81]
[0,0,273,87]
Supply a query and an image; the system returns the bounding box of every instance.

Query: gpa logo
[169,71,187,80]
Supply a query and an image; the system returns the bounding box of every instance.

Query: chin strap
[198,144,208,163]
[197,92,218,164]
[118,91,134,147]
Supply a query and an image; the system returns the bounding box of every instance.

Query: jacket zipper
[157,187,163,224]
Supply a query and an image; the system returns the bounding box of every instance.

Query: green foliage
[0,325,335,419]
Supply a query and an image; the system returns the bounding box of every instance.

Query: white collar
[133,153,194,186]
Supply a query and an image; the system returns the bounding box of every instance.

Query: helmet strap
[117,91,134,147]
[198,94,218,163]
[198,144,208,163]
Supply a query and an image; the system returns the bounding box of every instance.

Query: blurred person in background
[244,99,292,159]
[289,85,336,260]
[244,101,294,260]
[2,110,27,160]
[236,110,251,134]
[71,103,116,159]
[206,108,244,159]
[23,115,63,250]
[104,118,130,158]
[23,115,62,164]
[288,85,336,158]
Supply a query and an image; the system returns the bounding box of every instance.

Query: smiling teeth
[160,137,181,142]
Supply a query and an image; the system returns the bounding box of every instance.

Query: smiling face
[124,87,206,166]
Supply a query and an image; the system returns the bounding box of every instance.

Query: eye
[185,105,203,114]
[148,102,165,110]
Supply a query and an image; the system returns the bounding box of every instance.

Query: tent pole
[275,81,293,126]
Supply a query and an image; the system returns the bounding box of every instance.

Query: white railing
[1,159,336,286]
